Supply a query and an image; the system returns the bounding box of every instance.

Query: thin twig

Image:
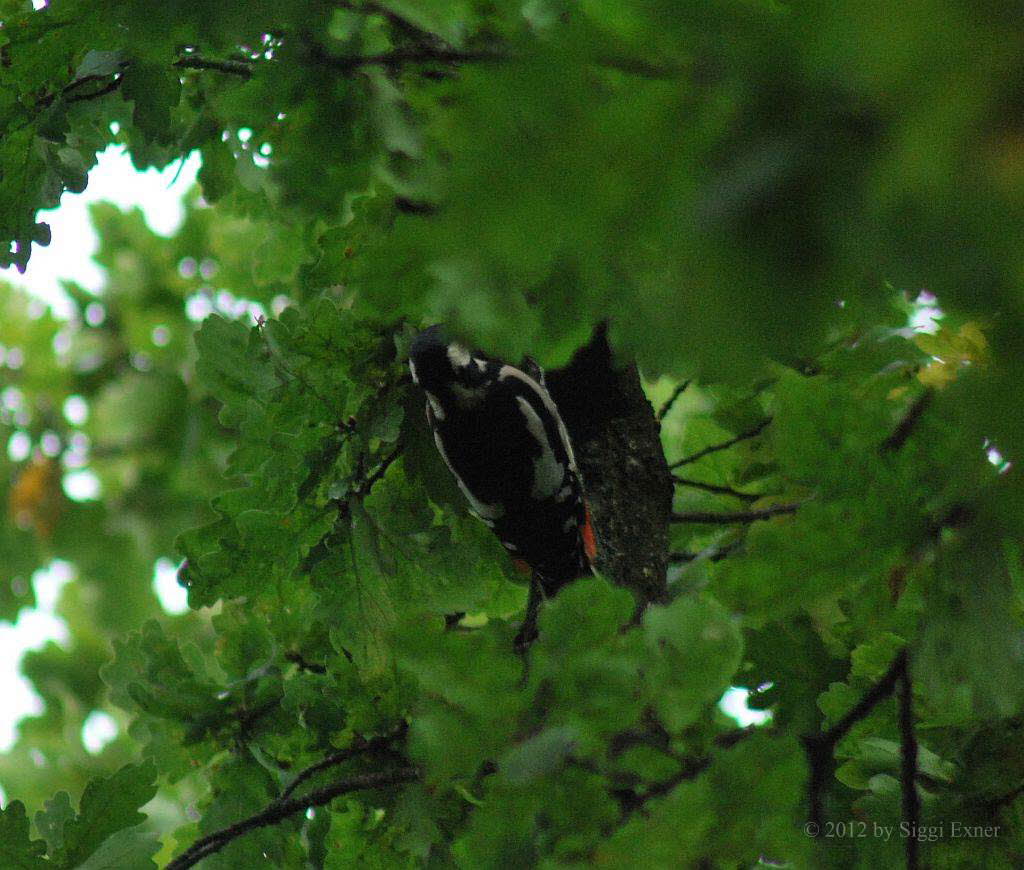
[897,654,920,870]
[355,447,403,496]
[300,444,402,573]
[880,390,933,453]
[65,75,123,103]
[669,418,771,469]
[298,432,348,501]
[284,651,327,674]
[668,540,740,563]
[174,56,255,77]
[656,380,690,421]
[986,781,1024,812]
[594,53,685,79]
[52,53,253,111]
[671,504,798,524]
[672,476,759,501]
[336,0,445,43]
[165,767,419,870]
[614,726,761,816]
[315,46,505,73]
[277,731,404,803]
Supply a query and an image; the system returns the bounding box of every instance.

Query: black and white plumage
[409,326,595,593]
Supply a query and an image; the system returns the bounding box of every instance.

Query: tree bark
[547,324,672,608]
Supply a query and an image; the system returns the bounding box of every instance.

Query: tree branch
[668,540,740,563]
[897,654,920,870]
[671,503,798,524]
[880,390,933,453]
[801,650,906,836]
[985,781,1024,812]
[355,446,403,497]
[284,651,327,674]
[656,380,690,421]
[672,476,759,501]
[64,74,124,103]
[165,767,420,870]
[593,53,685,79]
[41,52,251,112]
[173,55,255,77]
[336,0,448,44]
[300,444,402,573]
[277,731,406,803]
[546,323,673,607]
[669,418,771,469]
[612,726,761,816]
[314,46,505,74]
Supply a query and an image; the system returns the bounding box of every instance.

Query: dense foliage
[2,0,1024,866]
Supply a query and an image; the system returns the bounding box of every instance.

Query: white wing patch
[408,358,419,384]
[516,396,565,500]
[425,391,445,421]
[499,365,578,472]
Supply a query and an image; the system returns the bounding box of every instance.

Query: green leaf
[500,725,579,784]
[0,801,47,868]
[60,762,158,867]
[34,791,74,856]
[75,828,160,870]
[120,59,182,144]
[193,315,278,416]
[850,632,905,681]
[642,596,743,732]
[74,50,126,79]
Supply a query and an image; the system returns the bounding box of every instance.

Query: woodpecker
[409,326,596,637]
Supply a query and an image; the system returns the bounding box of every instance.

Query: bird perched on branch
[409,325,596,646]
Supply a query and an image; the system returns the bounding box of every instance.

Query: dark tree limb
[669,418,772,469]
[880,390,933,453]
[547,324,673,607]
[801,651,908,841]
[897,655,920,870]
[165,767,420,870]
[671,504,799,524]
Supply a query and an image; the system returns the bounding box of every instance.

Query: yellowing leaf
[914,322,989,388]
[917,360,958,389]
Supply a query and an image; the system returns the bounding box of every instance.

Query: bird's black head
[409,325,489,393]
